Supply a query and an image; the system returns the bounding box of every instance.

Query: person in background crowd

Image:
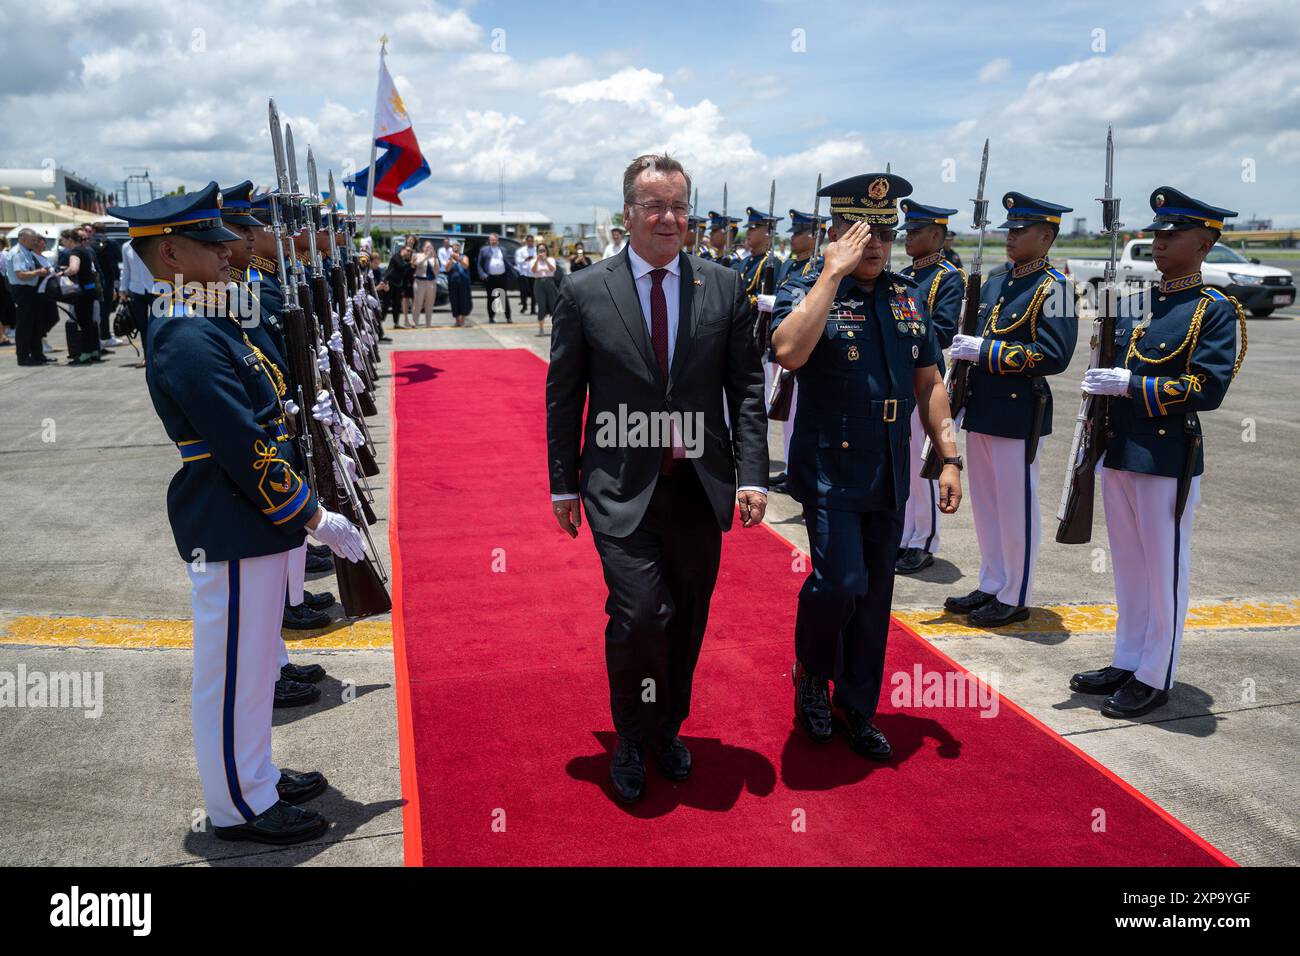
[569,242,593,273]
[530,240,559,336]
[90,223,124,347]
[0,239,14,346]
[444,240,473,327]
[437,237,452,271]
[383,245,415,328]
[515,234,538,314]
[412,240,440,328]
[602,225,627,259]
[57,228,102,366]
[117,237,154,361]
[5,229,56,365]
[476,232,514,323]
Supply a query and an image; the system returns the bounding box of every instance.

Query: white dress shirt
[602,239,627,260]
[552,243,764,502]
[484,246,506,275]
[119,240,154,295]
[516,245,537,271]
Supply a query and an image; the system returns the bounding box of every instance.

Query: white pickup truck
[1066,239,1296,317]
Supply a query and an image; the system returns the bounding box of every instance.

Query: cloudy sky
[3,0,1298,229]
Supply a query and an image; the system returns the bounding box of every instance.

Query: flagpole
[361,35,388,240]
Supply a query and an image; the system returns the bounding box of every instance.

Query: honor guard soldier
[701,210,738,265]
[1071,188,1247,718]
[766,209,827,492]
[944,192,1078,626]
[895,200,966,574]
[684,214,705,255]
[770,172,963,759]
[735,206,781,293]
[776,208,826,287]
[221,184,337,679]
[108,183,368,845]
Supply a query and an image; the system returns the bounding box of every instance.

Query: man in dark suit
[546,153,769,803]
[476,233,516,323]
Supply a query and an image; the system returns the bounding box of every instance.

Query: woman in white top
[529,241,558,336]
[412,240,440,328]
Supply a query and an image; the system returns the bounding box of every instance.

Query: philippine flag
[346,50,430,205]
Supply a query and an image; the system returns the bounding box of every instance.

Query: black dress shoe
[303,588,336,611]
[969,599,1031,627]
[895,547,934,575]
[274,678,321,708]
[840,708,892,760]
[283,602,330,629]
[793,660,833,742]
[214,800,329,845]
[281,662,325,684]
[307,542,332,559]
[305,551,334,574]
[277,769,328,804]
[1070,665,1135,695]
[650,737,692,781]
[1102,677,1169,719]
[944,589,996,614]
[609,739,646,803]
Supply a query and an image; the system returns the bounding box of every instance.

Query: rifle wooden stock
[282,302,390,618]
[1056,298,1117,544]
[920,272,983,480]
[332,264,378,416]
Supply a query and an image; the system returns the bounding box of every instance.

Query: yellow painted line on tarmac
[0,616,393,650]
[896,599,1300,638]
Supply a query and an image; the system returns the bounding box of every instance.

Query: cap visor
[222,212,263,227]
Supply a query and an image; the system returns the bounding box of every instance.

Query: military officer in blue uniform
[770,172,964,759]
[1071,188,1247,718]
[765,209,827,492]
[700,210,738,265]
[108,184,368,845]
[684,214,705,255]
[895,200,966,574]
[735,206,781,302]
[944,192,1078,626]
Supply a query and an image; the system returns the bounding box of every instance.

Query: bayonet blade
[268,100,289,194]
[811,172,823,260]
[285,125,300,194]
[767,178,776,221]
[307,148,320,203]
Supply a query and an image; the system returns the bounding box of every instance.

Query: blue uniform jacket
[1105,283,1242,478]
[771,270,940,513]
[146,295,318,563]
[900,254,964,376]
[963,258,1078,440]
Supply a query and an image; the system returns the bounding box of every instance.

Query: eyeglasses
[631,201,691,219]
[872,229,898,243]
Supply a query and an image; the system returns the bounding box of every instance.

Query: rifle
[920,139,990,480]
[301,148,382,485]
[1056,127,1121,543]
[269,100,391,618]
[768,172,821,422]
[721,182,733,267]
[325,169,379,416]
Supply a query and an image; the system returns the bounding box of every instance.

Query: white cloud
[978,58,1011,83]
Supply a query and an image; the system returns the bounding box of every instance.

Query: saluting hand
[822,220,872,279]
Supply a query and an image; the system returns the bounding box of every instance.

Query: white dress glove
[367,294,380,311]
[311,389,336,425]
[335,451,359,484]
[284,398,300,417]
[316,345,331,373]
[348,367,365,391]
[337,412,365,449]
[949,333,984,362]
[309,507,367,563]
[756,293,776,314]
[328,330,345,353]
[1081,367,1132,396]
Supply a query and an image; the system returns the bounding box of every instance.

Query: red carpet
[389,348,1231,867]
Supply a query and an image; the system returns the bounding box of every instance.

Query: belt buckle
[882,399,898,423]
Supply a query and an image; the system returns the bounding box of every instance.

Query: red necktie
[650,268,669,377]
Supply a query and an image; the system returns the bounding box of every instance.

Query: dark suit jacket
[477,245,516,282]
[546,247,768,537]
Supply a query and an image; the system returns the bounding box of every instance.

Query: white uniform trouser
[968,431,1042,608]
[1103,467,1200,691]
[412,278,437,325]
[900,406,940,553]
[187,549,291,827]
[278,541,309,670]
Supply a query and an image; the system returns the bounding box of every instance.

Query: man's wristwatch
[942,456,964,471]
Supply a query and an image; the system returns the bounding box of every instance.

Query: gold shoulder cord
[926,271,943,314]
[1125,293,1249,384]
[984,273,1056,339]
[745,252,769,295]
[226,312,288,400]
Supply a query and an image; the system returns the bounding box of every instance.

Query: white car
[1067,239,1295,317]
